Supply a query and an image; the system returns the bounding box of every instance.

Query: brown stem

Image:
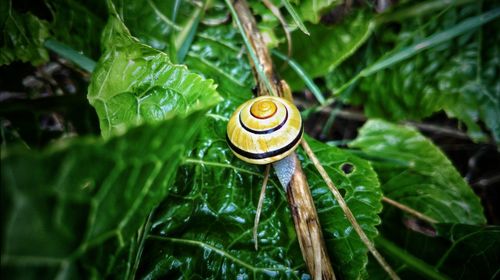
[313,107,470,140]
[285,153,336,280]
[233,0,284,96]
[382,196,438,224]
[231,0,335,279]
[301,139,400,280]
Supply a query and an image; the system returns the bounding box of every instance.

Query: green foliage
[110,0,178,52]
[105,0,253,98]
[110,0,202,60]
[372,208,499,280]
[328,3,500,142]
[439,25,500,143]
[46,0,106,59]
[1,0,497,279]
[136,94,383,279]
[433,224,500,279]
[1,4,221,278]
[350,120,486,225]
[88,11,221,137]
[0,1,50,66]
[185,25,254,98]
[1,115,214,279]
[280,9,374,89]
[282,0,310,35]
[299,137,383,279]
[0,0,106,66]
[298,0,342,23]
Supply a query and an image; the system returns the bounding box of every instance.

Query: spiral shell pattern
[226,96,303,165]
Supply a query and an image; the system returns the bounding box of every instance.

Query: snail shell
[226,96,303,165]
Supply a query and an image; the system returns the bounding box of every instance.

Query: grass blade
[272,50,325,104]
[44,39,96,72]
[376,237,450,280]
[318,7,500,109]
[377,0,475,23]
[363,7,500,76]
[282,0,310,35]
[176,11,202,63]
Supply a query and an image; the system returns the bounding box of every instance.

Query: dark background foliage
[1,0,499,279]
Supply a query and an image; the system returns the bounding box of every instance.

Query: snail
[226,95,304,250]
[226,96,303,165]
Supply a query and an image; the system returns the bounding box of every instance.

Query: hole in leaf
[339,188,346,197]
[340,163,355,174]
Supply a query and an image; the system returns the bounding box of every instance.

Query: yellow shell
[226,96,303,165]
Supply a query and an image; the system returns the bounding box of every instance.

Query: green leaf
[373,237,450,280]
[1,112,214,278]
[332,3,500,142]
[434,224,500,279]
[372,204,499,280]
[0,1,49,66]
[138,96,305,279]
[280,9,374,89]
[136,93,383,279]
[350,119,486,225]
[87,11,221,137]
[359,7,500,78]
[46,0,106,60]
[439,23,500,143]
[299,136,383,279]
[184,25,254,98]
[104,1,254,99]
[111,0,177,51]
[110,0,196,55]
[299,0,342,23]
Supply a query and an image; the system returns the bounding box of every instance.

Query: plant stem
[376,236,451,280]
[44,39,96,73]
[382,197,438,224]
[224,0,277,96]
[301,138,400,280]
[311,107,470,140]
[253,164,270,250]
[229,1,335,278]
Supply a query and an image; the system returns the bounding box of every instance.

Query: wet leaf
[299,136,383,279]
[87,10,221,137]
[137,94,383,279]
[350,120,486,225]
[331,3,500,142]
[185,25,254,98]
[1,113,216,279]
[280,9,374,89]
